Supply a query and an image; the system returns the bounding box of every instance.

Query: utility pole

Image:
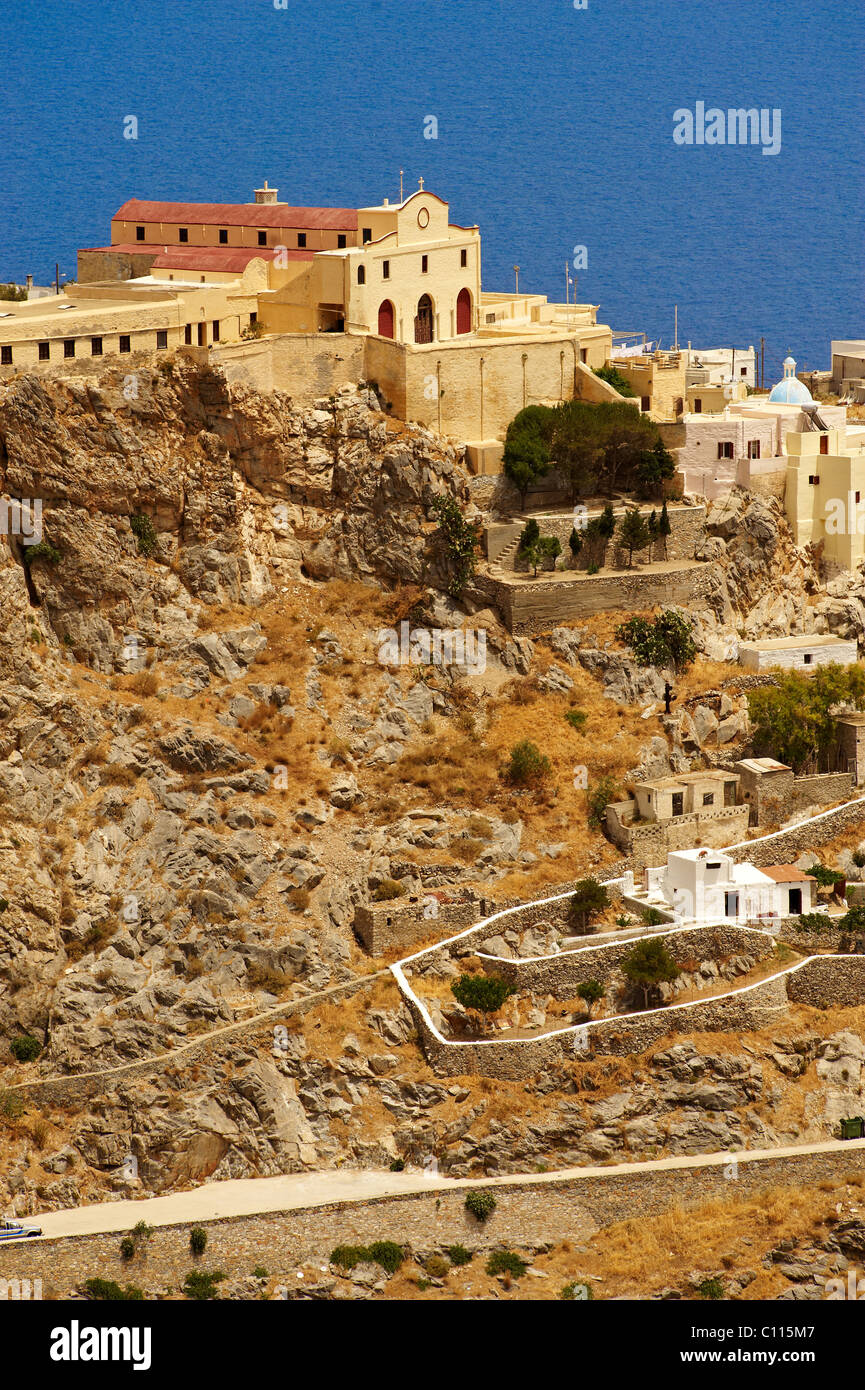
[513,265,519,294]
[760,336,765,390]
[564,261,569,313]
[674,304,678,352]
[55,262,60,295]
[399,169,404,202]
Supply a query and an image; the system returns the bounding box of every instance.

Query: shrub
[577,980,604,1017]
[0,283,27,302]
[699,1276,725,1300]
[593,364,634,396]
[190,1225,207,1255]
[446,1244,473,1266]
[389,1157,406,1172]
[330,1242,404,1274]
[130,514,157,557]
[517,518,540,553]
[182,1270,225,1300]
[131,1221,153,1244]
[641,906,666,925]
[505,739,551,787]
[119,1236,136,1260]
[809,863,845,889]
[797,911,830,931]
[10,1035,41,1063]
[372,878,405,902]
[560,1280,595,1300]
[465,1190,497,1222]
[428,495,482,599]
[485,1249,527,1279]
[23,540,61,567]
[425,1254,449,1278]
[615,610,696,673]
[622,937,680,1008]
[451,973,515,1021]
[84,1278,144,1301]
[840,904,865,933]
[0,1090,25,1121]
[252,1266,268,1279]
[564,707,587,731]
[586,774,618,830]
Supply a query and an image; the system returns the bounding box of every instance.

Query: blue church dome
[768,356,813,405]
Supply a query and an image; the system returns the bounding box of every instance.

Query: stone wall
[726,795,865,866]
[480,561,713,633]
[476,923,776,998]
[4,1141,865,1299]
[787,955,865,1007]
[212,332,366,402]
[605,804,750,865]
[487,503,705,569]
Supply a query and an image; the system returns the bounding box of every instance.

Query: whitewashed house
[644,848,816,924]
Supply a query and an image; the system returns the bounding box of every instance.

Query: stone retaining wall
[480,562,713,634]
[787,955,865,1007]
[606,804,750,864]
[4,1143,865,1299]
[727,796,865,866]
[476,923,776,998]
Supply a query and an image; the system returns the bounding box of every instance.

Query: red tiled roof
[112,198,358,231]
[762,866,817,883]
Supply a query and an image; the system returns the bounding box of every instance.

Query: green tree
[451,974,516,1027]
[576,980,605,1017]
[567,879,610,931]
[636,438,676,499]
[615,610,696,673]
[747,664,865,772]
[598,502,616,540]
[429,494,482,599]
[617,507,651,567]
[0,283,27,302]
[658,499,672,558]
[503,406,553,508]
[586,774,618,830]
[621,937,680,1008]
[593,364,635,396]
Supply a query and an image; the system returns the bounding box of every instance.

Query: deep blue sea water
[0,0,862,378]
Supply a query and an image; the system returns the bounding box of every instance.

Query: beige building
[608,348,688,421]
[785,419,865,572]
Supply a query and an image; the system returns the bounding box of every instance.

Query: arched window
[414,294,434,344]
[456,288,472,335]
[358,265,366,285]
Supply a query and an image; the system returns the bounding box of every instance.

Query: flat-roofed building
[738,634,858,672]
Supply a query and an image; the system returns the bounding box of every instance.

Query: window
[747,439,761,459]
[212,320,219,341]
[808,475,820,485]
[820,435,829,455]
[740,366,747,376]
[179,227,188,243]
[362,227,372,244]
[135,226,145,241]
[184,324,192,345]
[641,395,650,411]
[38,341,50,361]
[249,311,257,326]
[156,330,168,350]
[702,792,715,807]
[219,229,228,244]
[856,492,861,504]
[297,233,307,249]
[804,653,813,665]
[694,397,702,413]
[337,234,346,249]
[257,231,267,247]
[671,792,684,816]
[91,337,103,356]
[357,265,365,285]
[382,260,390,279]
[119,335,131,353]
[421,254,428,273]
[64,339,75,358]
[580,348,588,364]
[717,441,734,459]
[460,249,467,268]
[0,346,11,365]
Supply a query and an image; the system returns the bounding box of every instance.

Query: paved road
[23,1136,865,1241]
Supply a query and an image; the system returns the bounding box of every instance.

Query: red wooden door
[377,300,394,338]
[456,288,471,335]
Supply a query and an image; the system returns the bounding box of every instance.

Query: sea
[0,0,862,378]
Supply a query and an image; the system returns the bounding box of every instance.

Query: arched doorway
[414,294,434,344]
[456,287,472,335]
[377,300,395,338]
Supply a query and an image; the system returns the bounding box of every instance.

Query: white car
[0,1218,41,1240]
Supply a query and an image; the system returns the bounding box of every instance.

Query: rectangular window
[156,329,168,349]
[257,230,267,247]
[717,441,734,459]
[179,227,188,243]
[38,341,50,361]
[382,260,390,279]
[820,435,829,455]
[249,311,257,325]
[808,475,820,485]
[460,248,467,268]
[702,792,715,807]
[421,254,428,273]
[0,346,11,365]
[136,226,145,241]
[119,335,131,353]
[64,339,75,358]
[641,395,650,411]
[337,234,346,249]
[747,439,761,459]
[694,398,702,413]
[297,232,307,248]
[212,320,219,341]
[219,229,228,244]
[671,792,684,817]
[804,653,813,665]
[740,366,747,375]
[184,324,192,345]
[91,336,103,356]
[362,228,372,244]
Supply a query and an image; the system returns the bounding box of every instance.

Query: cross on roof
[418,177,424,190]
